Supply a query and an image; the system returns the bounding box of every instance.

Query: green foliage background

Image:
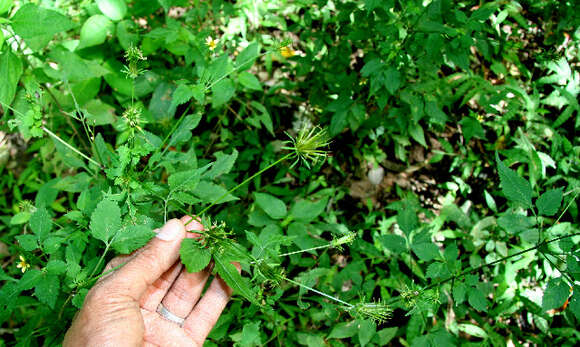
[0,0,579,345]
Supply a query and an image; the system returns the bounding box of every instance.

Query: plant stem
[191,153,295,223]
[282,276,353,308]
[421,232,580,292]
[278,244,332,257]
[42,126,102,169]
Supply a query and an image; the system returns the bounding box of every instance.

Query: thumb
[106,218,186,299]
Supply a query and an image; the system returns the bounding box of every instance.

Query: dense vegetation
[1,0,579,345]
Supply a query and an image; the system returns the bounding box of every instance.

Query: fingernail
[155,222,180,241]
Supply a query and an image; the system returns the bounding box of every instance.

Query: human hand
[64,216,235,347]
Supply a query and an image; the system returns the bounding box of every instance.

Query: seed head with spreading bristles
[283,126,331,168]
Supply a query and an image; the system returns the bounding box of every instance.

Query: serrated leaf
[205,149,238,180]
[468,289,488,312]
[536,188,563,216]
[255,193,287,219]
[236,41,260,70]
[238,71,262,91]
[328,321,358,339]
[34,274,60,309]
[46,260,67,275]
[90,199,121,244]
[16,234,38,251]
[11,4,75,51]
[358,319,376,346]
[193,181,238,204]
[211,78,235,108]
[180,238,212,273]
[170,83,194,110]
[29,207,52,241]
[397,208,418,236]
[496,153,532,208]
[411,230,440,261]
[111,225,155,254]
[379,234,407,254]
[168,167,205,194]
[169,113,202,146]
[214,255,260,306]
[542,277,570,311]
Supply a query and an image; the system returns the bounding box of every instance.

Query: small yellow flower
[359,78,368,86]
[280,46,295,58]
[205,36,218,51]
[477,114,484,122]
[16,255,30,273]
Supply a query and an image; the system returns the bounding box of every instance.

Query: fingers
[97,254,132,283]
[139,262,183,311]
[105,219,186,300]
[159,215,210,317]
[183,265,238,344]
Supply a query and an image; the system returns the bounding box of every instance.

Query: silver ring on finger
[156,303,185,327]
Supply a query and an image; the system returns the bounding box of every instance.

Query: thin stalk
[191,153,295,223]
[277,244,332,257]
[282,276,353,308]
[42,126,102,168]
[421,232,580,292]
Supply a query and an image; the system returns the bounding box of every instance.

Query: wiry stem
[282,276,353,308]
[189,153,295,225]
[42,127,102,168]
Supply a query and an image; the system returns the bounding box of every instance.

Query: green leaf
[457,324,488,339]
[536,188,563,216]
[211,78,235,108]
[0,50,23,108]
[78,14,114,49]
[205,150,238,180]
[10,211,31,225]
[459,117,485,143]
[289,199,327,222]
[193,181,238,204]
[384,67,401,94]
[96,0,127,21]
[568,256,580,281]
[34,274,60,309]
[542,277,570,311]
[377,327,397,345]
[90,199,121,244]
[29,207,52,241]
[236,42,260,70]
[569,286,580,320]
[11,4,75,51]
[170,83,194,110]
[0,0,14,15]
[255,193,287,219]
[358,320,376,346]
[169,167,204,194]
[328,320,358,339]
[111,225,155,254]
[397,208,418,236]
[379,234,407,254]
[46,260,67,275]
[180,238,212,273]
[16,235,38,251]
[169,113,202,146]
[214,255,260,306]
[239,321,262,346]
[238,71,262,91]
[468,289,488,312]
[411,233,440,262]
[495,152,533,208]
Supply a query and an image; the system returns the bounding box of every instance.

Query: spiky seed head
[331,232,357,248]
[282,126,330,168]
[350,300,392,324]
